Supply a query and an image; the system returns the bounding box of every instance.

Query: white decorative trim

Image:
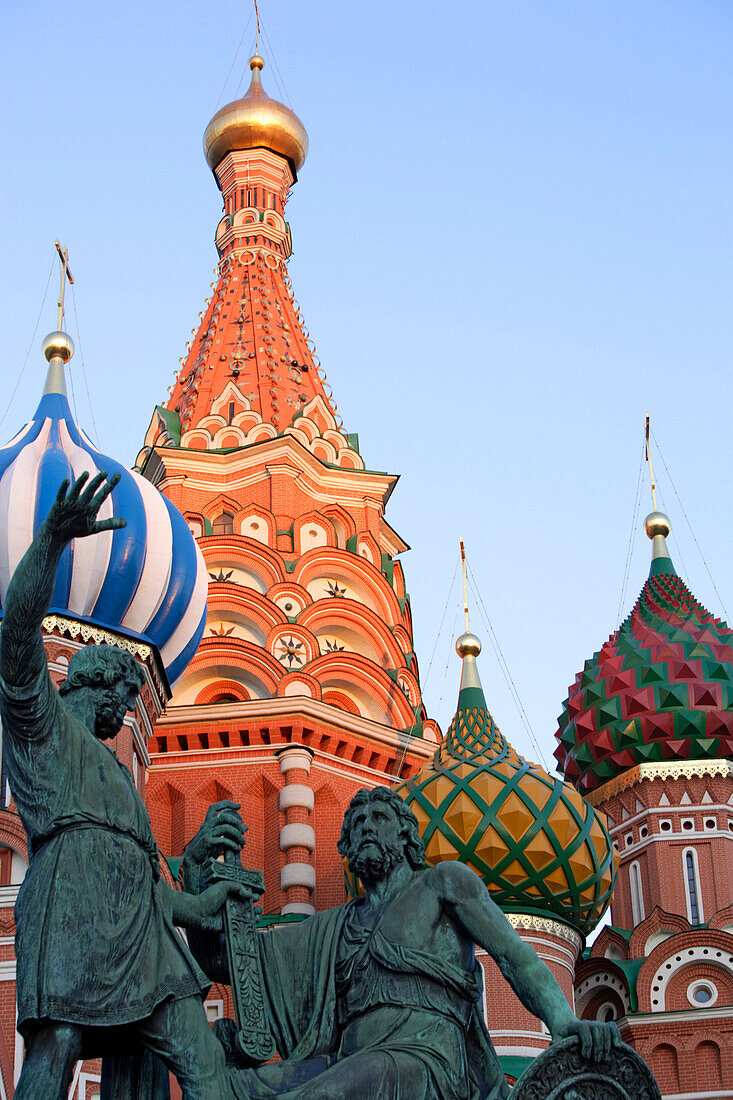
[505,913,583,952]
[682,846,704,924]
[492,1029,547,1040]
[589,760,733,804]
[74,1071,101,1100]
[281,902,315,917]
[279,823,316,852]
[0,886,20,906]
[493,1045,549,1058]
[687,979,718,1008]
[629,860,645,925]
[280,862,315,891]
[276,746,314,775]
[42,615,152,660]
[0,960,16,980]
[575,970,631,1016]
[204,999,224,1022]
[516,936,578,968]
[663,1092,733,1099]
[650,946,733,1011]
[624,1005,733,1025]
[279,784,314,812]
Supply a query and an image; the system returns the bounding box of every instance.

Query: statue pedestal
[511,1036,661,1099]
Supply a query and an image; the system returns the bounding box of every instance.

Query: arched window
[212,511,234,536]
[652,1045,679,1091]
[695,1041,722,1089]
[629,860,645,924]
[684,848,703,924]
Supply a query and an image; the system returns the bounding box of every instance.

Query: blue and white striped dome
[0,383,207,685]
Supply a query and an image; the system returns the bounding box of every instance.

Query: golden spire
[644,416,671,560]
[41,242,74,397]
[456,540,482,690]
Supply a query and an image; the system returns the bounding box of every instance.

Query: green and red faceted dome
[556,513,733,794]
[394,633,616,937]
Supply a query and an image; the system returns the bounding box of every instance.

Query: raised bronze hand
[45,471,126,547]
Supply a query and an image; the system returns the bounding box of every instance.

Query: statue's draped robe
[234,899,509,1100]
[0,667,209,1033]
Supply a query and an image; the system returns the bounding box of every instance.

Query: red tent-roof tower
[136,54,440,922]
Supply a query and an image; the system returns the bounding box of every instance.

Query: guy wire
[70,282,100,448]
[651,429,729,621]
[467,562,549,771]
[616,442,645,629]
[0,257,55,434]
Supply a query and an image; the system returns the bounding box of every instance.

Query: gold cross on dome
[54,241,74,331]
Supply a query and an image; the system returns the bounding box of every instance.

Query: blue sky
[2,1,732,770]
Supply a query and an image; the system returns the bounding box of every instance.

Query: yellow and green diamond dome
[395,633,617,937]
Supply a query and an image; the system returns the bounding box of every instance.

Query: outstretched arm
[0,472,123,687]
[439,862,619,1061]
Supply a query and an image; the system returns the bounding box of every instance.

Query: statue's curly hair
[337,787,426,870]
[59,644,144,697]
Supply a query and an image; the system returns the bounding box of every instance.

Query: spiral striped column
[277,745,316,916]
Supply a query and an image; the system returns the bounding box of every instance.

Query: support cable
[651,429,730,622]
[259,18,293,108]
[0,258,55,433]
[616,442,645,628]
[467,562,550,770]
[216,8,254,108]
[422,559,459,691]
[436,597,461,729]
[69,282,100,447]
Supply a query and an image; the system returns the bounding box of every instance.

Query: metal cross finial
[54,241,74,332]
[645,414,659,513]
[254,0,261,56]
[460,538,470,634]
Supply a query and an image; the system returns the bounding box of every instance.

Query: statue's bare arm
[436,861,619,1061]
[0,473,124,687]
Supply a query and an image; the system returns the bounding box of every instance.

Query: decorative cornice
[42,614,170,706]
[587,758,733,804]
[154,694,438,755]
[42,614,152,661]
[505,913,583,951]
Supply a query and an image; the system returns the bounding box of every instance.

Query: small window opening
[213,512,234,536]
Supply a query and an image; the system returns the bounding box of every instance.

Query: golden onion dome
[203,55,308,175]
[392,635,617,937]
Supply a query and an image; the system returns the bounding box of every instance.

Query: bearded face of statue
[345,800,407,884]
[93,679,140,741]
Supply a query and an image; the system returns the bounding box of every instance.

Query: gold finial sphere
[456,632,482,658]
[41,331,74,364]
[644,511,671,540]
[249,54,264,70]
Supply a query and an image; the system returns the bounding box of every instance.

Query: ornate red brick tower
[556,512,733,1096]
[136,54,439,920]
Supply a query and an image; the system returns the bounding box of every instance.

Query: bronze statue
[184,788,624,1099]
[0,474,244,1100]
